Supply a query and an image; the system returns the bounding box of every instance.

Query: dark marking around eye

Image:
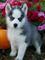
[18,13,25,22]
[8,11,15,21]
[10,16,15,21]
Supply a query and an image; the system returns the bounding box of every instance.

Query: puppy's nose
[14,23,17,28]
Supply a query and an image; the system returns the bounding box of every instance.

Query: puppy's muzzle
[14,23,17,28]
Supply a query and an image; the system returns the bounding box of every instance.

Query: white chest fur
[7,28,26,46]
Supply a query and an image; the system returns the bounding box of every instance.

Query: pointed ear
[21,3,28,15]
[5,3,11,14]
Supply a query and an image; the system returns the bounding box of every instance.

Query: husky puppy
[5,3,42,60]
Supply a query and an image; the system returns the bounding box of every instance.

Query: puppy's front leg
[15,43,28,60]
[10,41,17,56]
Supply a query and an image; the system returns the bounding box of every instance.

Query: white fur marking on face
[12,9,21,18]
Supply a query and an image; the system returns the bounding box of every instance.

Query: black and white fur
[5,3,42,60]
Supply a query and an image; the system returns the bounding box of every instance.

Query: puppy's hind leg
[15,43,28,60]
[34,41,41,54]
[33,31,41,55]
[10,41,17,56]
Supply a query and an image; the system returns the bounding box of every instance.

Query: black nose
[14,23,17,28]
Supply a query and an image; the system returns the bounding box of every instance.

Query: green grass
[0,13,6,26]
[0,12,6,29]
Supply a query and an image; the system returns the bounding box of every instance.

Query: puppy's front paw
[10,51,16,56]
[36,48,41,55]
[36,50,41,55]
